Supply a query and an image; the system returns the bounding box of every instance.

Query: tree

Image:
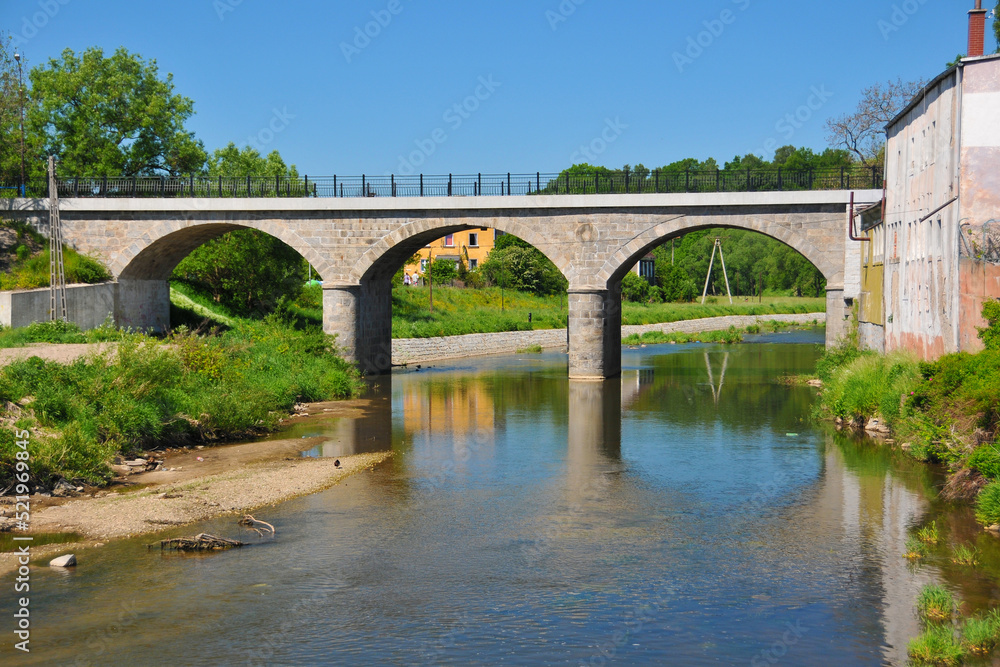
[28,46,206,176]
[825,78,925,169]
[0,34,45,187]
[429,258,458,285]
[172,146,305,316]
[481,245,566,296]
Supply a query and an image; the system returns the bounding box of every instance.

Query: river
[12,329,1000,666]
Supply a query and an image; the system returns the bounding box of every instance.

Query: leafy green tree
[429,258,458,285]
[995,2,1000,53]
[621,272,651,303]
[28,46,206,176]
[0,34,45,188]
[481,244,567,296]
[172,146,305,316]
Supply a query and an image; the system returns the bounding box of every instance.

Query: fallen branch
[238,514,275,537]
[153,533,244,551]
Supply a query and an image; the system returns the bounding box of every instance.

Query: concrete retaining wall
[0,283,116,330]
[0,281,167,332]
[391,312,825,365]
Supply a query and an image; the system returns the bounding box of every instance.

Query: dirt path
[0,342,115,366]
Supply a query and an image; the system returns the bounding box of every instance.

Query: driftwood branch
[238,514,275,537]
[153,533,244,551]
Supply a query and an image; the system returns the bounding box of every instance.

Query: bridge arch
[599,215,841,287]
[348,216,571,283]
[114,219,334,281]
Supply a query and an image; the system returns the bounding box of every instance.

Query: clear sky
[3,0,996,176]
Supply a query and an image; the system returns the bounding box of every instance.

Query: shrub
[969,445,1000,480]
[979,300,1000,351]
[621,272,651,303]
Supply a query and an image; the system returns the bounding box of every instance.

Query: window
[468,233,479,247]
[469,259,478,270]
[420,259,428,272]
[444,234,455,247]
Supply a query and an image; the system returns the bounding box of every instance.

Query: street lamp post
[13,50,25,197]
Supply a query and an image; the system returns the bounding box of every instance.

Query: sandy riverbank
[0,399,391,576]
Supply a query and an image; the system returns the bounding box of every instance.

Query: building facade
[858,52,1000,358]
[408,228,499,283]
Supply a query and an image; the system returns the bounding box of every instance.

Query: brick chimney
[969,0,988,58]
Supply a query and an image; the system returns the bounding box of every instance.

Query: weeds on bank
[0,318,363,488]
[908,624,965,666]
[903,536,928,560]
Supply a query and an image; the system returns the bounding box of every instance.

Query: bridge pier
[825,286,849,348]
[567,285,622,380]
[116,279,170,332]
[323,280,393,375]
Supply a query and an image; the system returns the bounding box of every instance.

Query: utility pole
[48,156,67,321]
[14,50,25,196]
[428,250,433,312]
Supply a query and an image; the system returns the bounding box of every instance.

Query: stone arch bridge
[3,190,879,378]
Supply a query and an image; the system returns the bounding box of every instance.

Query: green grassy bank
[0,317,363,489]
[815,304,1000,521]
[281,285,824,339]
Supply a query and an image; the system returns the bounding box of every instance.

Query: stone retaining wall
[391,312,825,365]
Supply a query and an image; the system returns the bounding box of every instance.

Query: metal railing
[1,166,883,199]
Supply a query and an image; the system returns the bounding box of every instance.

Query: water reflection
[15,338,1000,665]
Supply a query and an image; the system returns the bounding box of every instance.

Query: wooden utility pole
[700,238,733,305]
[428,250,433,312]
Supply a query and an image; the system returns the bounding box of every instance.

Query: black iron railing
[1,166,883,199]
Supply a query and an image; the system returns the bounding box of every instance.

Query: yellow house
[408,228,499,280]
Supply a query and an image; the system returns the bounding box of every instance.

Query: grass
[817,351,920,427]
[963,609,1000,655]
[622,320,814,346]
[903,536,928,560]
[951,544,979,567]
[0,317,364,488]
[389,286,823,339]
[516,344,544,354]
[917,521,941,545]
[917,585,957,625]
[0,319,120,348]
[975,481,1000,526]
[908,624,965,666]
[0,242,111,291]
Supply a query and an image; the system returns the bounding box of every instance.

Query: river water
[12,329,1000,666]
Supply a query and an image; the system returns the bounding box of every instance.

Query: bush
[480,243,567,296]
[979,300,1000,351]
[969,445,1000,480]
[621,272,651,303]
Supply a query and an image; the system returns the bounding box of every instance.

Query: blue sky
[3,0,996,176]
